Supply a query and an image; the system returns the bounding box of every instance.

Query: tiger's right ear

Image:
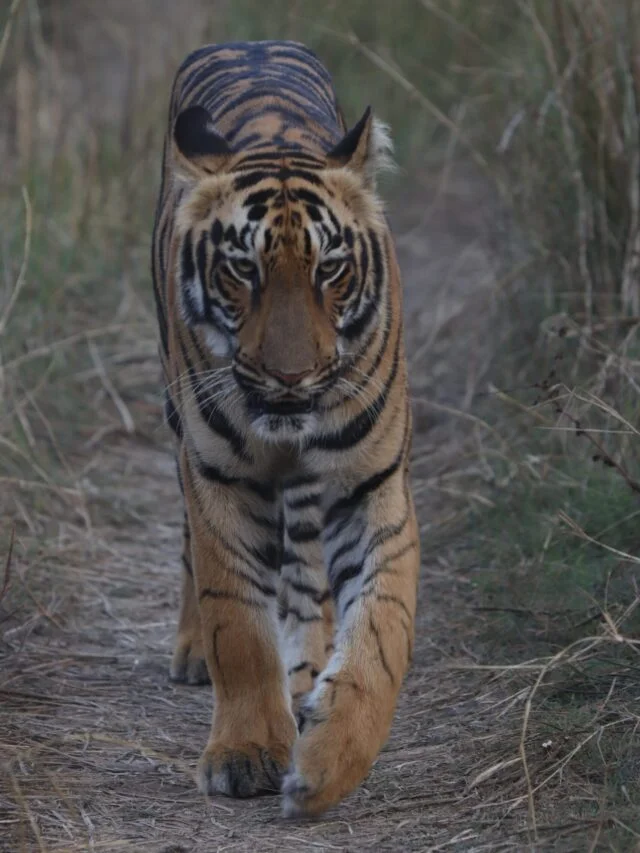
[173,105,232,177]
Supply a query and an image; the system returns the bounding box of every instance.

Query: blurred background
[1,2,639,850]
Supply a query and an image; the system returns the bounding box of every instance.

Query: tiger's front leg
[280,476,335,719]
[282,467,419,816]
[170,512,210,685]
[181,450,297,798]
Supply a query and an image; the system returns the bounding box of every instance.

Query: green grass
[470,455,640,646]
[456,386,640,845]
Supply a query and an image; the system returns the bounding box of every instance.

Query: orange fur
[151,40,420,815]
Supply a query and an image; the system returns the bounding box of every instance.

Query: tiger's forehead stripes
[186,171,351,261]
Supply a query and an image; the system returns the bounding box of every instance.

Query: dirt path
[1,175,537,852]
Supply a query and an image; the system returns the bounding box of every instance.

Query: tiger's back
[151,40,419,817]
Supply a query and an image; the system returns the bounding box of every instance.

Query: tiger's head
[172,104,395,440]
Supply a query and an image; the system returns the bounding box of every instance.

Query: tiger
[151,40,420,817]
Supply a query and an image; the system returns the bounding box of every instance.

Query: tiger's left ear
[326,107,395,188]
[173,105,232,178]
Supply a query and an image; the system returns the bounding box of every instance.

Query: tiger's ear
[173,105,232,177]
[326,107,395,188]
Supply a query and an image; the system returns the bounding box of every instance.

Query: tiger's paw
[282,676,381,817]
[170,634,210,685]
[197,740,293,798]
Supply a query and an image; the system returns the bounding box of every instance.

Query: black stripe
[247,511,277,530]
[327,528,365,573]
[325,432,406,527]
[364,503,411,560]
[283,472,320,489]
[249,541,280,572]
[338,274,358,303]
[233,171,272,191]
[323,318,389,416]
[330,562,362,601]
[308,333,401,451]
[287,522,320,543]
[211,625,226,695]
[281,607,323,623]
[197,458,275,502]
[247,204,268,221]
[291,187,324,206]
[164,391,183,440]
[233,566,277,597]
[281,548,308,568]
[369,230,385,301]
[220,533,276,581]
[213,532,279,593]
[288,661,320,677]
[341,230,384,341]
[341,297,377,341]
[290,157,326,169]
[181,230,196,281]
[234,151,326,171]
[181,553,193,577]
[186,464,277,583]
[224,224,243,250]
[180,339,251,462]
[369,616,394,682]
[361,540,418,590]
[283,578,327,603]
[244,188,278,206]
[151,218,170,357]
[211,218,223,245]
[196,230,209,291]
[284,169,324,185]
[286,492,321,510]
[376,593,412,620]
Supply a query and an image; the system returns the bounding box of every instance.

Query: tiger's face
[172,106,393,439]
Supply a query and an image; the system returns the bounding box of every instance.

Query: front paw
[197,741,292,798]
[170,634,210,685]
[282,676,386,817]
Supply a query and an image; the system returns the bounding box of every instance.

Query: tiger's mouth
[245,392,316,418]
[239,387,321,440]
[232,366,320,419]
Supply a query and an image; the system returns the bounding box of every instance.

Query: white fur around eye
[204,327,232,358]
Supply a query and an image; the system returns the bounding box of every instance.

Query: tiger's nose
[267,367,314,386]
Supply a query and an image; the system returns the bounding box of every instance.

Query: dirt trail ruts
[1,174,533,853]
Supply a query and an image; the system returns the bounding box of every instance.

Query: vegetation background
[1,1,639,850]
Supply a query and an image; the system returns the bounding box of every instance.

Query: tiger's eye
[317,259,344,278]
[230,258,257,277]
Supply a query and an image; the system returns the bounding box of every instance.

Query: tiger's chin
[249,412,319,444]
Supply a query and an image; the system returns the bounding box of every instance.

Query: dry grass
[2,1,640,850]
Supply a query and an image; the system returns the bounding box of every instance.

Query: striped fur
[151,41,419,816]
